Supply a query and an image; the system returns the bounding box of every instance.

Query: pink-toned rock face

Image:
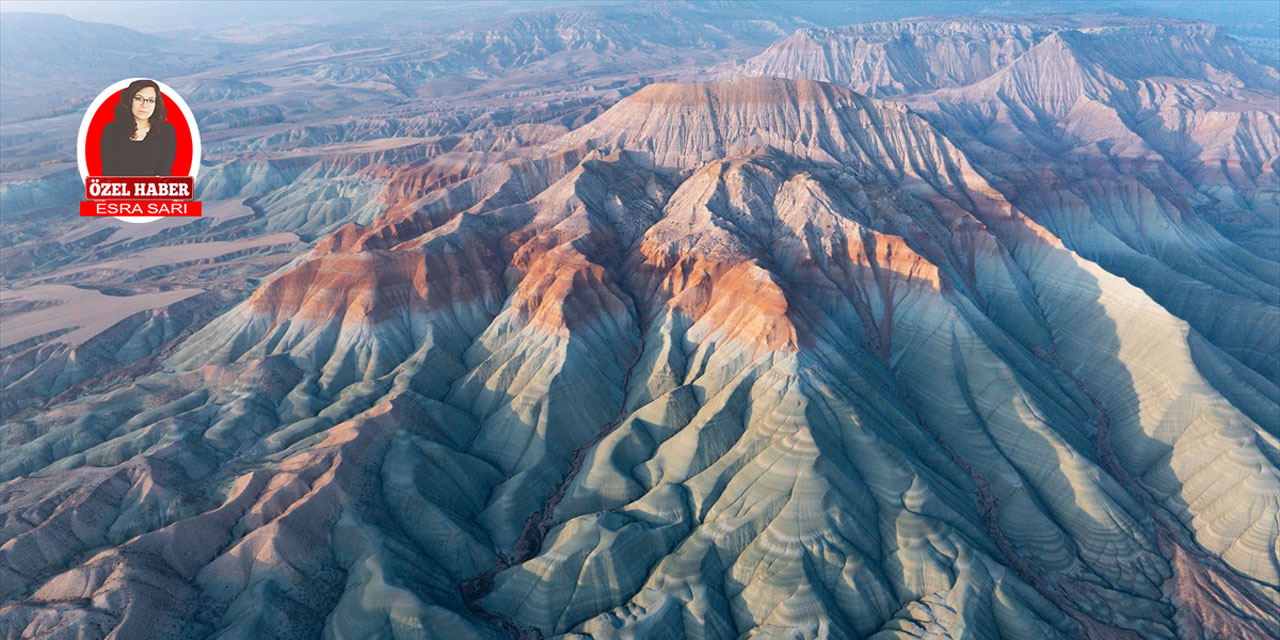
[735,19,1048,97]
[3,10,1278,640]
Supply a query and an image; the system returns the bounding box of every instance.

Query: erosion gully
[460,366,637,640]
[1042,350,1280,640]
[900,340,1280,640]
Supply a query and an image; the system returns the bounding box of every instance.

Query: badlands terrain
[1,3,1278,639]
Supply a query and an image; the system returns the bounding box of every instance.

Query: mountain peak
[625,76,854,107]
[560,77,882,169]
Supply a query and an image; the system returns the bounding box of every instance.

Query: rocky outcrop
[899,22,1280,385]
[4,63,1277,640]
[735,18,1049,97]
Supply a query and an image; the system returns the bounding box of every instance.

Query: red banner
[80,200,202,217]
[85,176,195,200]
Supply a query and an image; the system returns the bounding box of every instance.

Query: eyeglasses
[133,95,157,106]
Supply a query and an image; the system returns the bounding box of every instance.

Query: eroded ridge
[3,27,1278,640]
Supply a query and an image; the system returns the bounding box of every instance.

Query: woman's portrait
[99,79,177,176]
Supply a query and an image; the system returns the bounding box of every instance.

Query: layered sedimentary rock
[741,16,1280,394]
[734,18,1050,97]
[3,62,1277,640]
[898,23,1280,387]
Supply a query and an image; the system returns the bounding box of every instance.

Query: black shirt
[100,121,176,176]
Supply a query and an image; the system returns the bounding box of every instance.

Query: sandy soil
[42,232,299,280]
[0,284,203,348]
[61,198,261,245]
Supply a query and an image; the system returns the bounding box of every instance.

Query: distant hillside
[0,13,224,122]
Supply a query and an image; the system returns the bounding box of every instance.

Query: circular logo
[77,78,201,223]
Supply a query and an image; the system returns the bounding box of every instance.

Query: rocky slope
[737,16,1280,384]
[900,21,1280,385]
[733,18,1050,97]
[3,63,1278,640]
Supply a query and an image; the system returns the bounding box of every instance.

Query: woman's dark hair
[111,79,167,138]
